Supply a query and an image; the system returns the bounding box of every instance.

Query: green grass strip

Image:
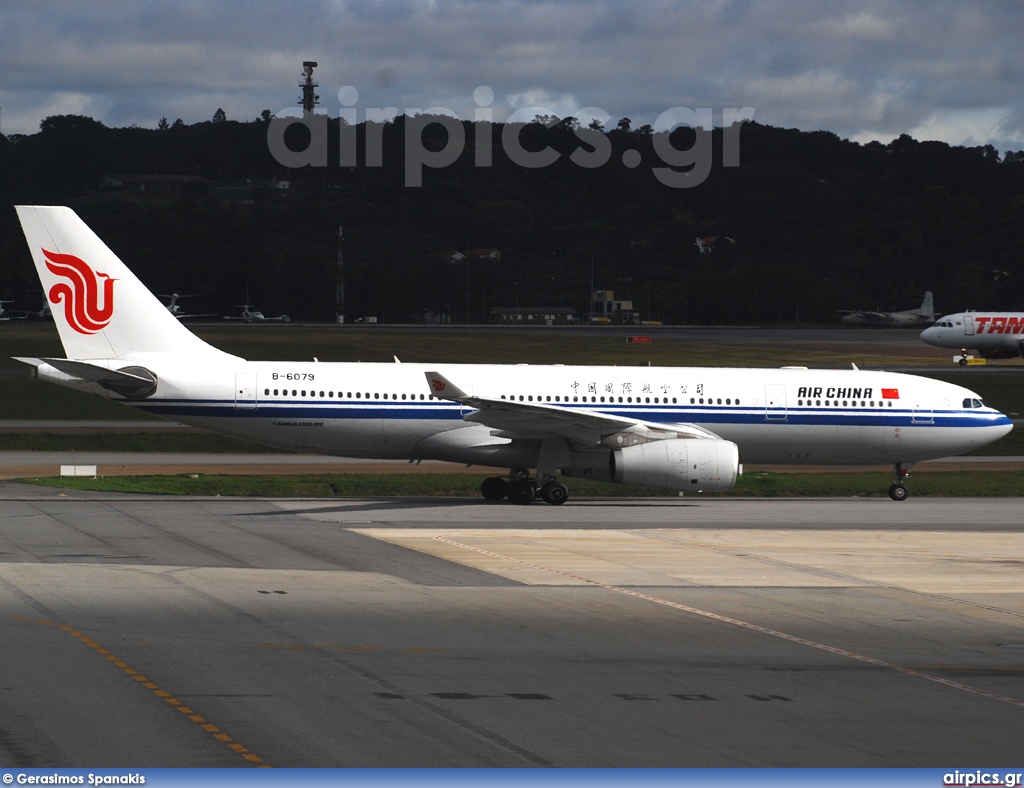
[16,470,1024,498]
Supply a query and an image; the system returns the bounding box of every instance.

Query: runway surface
[1,483,1022,768]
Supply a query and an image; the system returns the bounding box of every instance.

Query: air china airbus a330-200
[14,206,1013,502]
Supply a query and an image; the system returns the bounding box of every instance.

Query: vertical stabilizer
[16,206,236,361]
[917,291,935,317]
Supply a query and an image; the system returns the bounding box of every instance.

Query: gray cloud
[1,0,1022,151]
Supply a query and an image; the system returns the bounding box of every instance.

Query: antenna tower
[299,61,320,114]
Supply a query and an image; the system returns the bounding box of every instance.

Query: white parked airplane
[223,304,290,323]
[13,206,1013,502]
[0,300,18,321]
[161,293,217,320]
[839,291,935,327]
[921,312,1024,361]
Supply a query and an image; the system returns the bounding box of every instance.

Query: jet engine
[609,438,740,493]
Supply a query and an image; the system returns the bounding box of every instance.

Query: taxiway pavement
[1,484,1022,768]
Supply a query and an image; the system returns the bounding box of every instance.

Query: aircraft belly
[710,423,842,464]
[415,423,538,468]
[726,422,1003,465]
[172,415,441,459]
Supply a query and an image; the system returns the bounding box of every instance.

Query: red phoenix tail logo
[43,249,116,334]
[431,379,446,392]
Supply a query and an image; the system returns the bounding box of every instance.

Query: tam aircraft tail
[15,205,234,362]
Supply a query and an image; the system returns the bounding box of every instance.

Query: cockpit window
[962,398,986,409]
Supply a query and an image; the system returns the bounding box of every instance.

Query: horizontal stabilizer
[16,356,157,398]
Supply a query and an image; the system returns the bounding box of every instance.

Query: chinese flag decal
[881,388,899,399]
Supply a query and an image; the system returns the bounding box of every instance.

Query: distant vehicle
[921,311,1024,361]
[839,292,935,327]
[223,305,290,323]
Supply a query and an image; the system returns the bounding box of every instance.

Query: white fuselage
[921,313,1024,359]
[43,358,1012,468]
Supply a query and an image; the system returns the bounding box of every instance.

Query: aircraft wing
[424,371,722,443]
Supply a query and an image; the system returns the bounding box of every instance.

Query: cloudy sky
[2,0,1023,151]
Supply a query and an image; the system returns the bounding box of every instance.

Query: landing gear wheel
[480,477,508,501]
[507,479,537,505]
[540,481,569,505]
[888,483,909,501]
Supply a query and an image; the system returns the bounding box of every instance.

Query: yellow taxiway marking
[5,615,270,767]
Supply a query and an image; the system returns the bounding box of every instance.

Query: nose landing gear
[888,462,912,501]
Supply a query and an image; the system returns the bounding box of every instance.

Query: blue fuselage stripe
[136,399,1008,430]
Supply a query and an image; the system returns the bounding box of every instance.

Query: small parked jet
[0,300,21,322]
[921,311,1024,361]
[223,304,290,323]
[13,206,1012,502]
[839,292,935,327]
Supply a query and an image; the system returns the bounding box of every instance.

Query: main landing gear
[888,462,912,501]
[480,470,569,505]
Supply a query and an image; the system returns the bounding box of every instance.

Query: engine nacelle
[610,438,740,493]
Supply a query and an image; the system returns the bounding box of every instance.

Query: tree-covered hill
[1,113,1022,324]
